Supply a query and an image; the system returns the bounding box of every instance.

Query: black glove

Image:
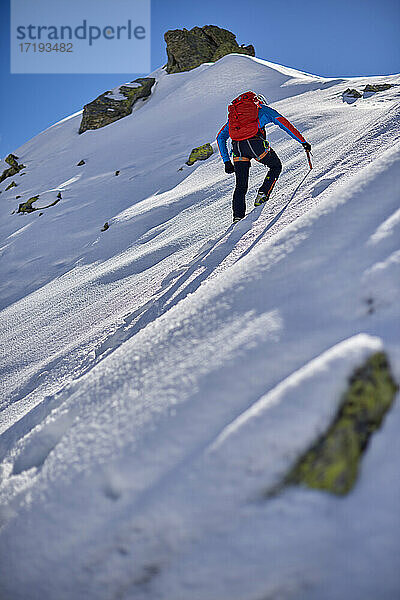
[302,142,312,152]
[224,161,235,174]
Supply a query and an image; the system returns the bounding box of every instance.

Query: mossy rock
[202,25,237,47]
[79,77,155,134]
[18,195,39,213]
[164,25,255,74]
[5,181,17,191]
[364,83,392,93]
[285,352,398,495]
[186,143,213,166]
[212,42,255,62]
[0,154,26,184]
[343,88,362,98]
[17,194,61,214]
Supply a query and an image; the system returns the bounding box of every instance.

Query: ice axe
[302,142,313,170]
[305,148,313,170]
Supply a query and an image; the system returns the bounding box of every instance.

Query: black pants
[232,136,282,219]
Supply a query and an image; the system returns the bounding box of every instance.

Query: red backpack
[228,91,261,141]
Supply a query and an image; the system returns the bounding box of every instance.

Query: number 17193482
[19,42,73,52]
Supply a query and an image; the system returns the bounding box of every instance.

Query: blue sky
[1,0,399,158]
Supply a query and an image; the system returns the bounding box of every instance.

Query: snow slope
[0,54,399,599]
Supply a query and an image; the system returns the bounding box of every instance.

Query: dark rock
[6,154,19,164]
[17,194,61,214]
[18,195,39,213]
[186,143,213,166]
[164,25,255,74]
[115,170,120,176]
[77,159,86,166]
[0,154,26,183]
[343,88,362,98]
[79,77,155,134]
[5,181,17,190]
[16,195,21,199]
[101,222,109,232]
[202,25,236,47]
[213,42,255,62]
[285,352,398,495]
[241,44,255,55]
[57,192,62,199]
[364,83,392,93]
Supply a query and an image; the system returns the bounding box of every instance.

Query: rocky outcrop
[5,181,17,191]
[78,77,155,134]
[164,25,255,74]
[186,143,213,166]
[17,194,61,214]
[0,154,25,184]
[364,83,392,93]
[17,195,39,213]
[343,88,362,99]
[285,352,398,495]
[343,83,393,103]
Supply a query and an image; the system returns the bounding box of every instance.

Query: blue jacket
[216,104,306,163]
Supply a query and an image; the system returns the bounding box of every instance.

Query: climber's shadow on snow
[88,213,259,367]
[87,174,313,369]
[236,201,291,263]
[237,170,311,262]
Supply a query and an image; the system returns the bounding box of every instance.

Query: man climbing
[216,92,311,223]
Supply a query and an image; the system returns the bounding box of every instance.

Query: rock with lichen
[285,352,398,495]
[186,143,213,166]
[212,42,254,62]
[0,154,25,184]
[164,25,255,74]
[343,88,362,99]
[18,195,39,213]
[364,83,392,93]
[79,78,155,134]
[17,194,61,214]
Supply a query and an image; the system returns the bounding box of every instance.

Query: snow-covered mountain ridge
[0,54,399,599]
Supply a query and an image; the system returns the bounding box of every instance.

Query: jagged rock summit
[164,25,255,74]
